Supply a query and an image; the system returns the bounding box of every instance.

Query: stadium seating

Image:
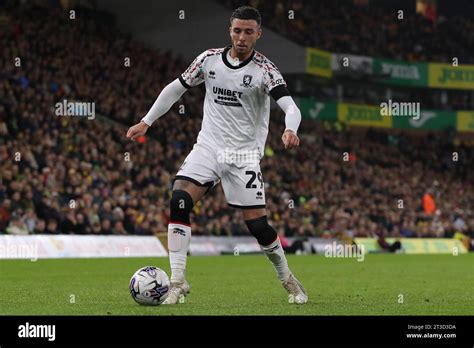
[219,0,474,64]
[1,1,473,245]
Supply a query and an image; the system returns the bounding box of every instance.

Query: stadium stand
[219,0,474,64]
[0,1,473,249]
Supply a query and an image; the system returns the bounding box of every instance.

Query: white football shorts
[174,142,266,209]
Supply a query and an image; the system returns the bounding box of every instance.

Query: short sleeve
[262,61,287,95]
[179,50,210,88]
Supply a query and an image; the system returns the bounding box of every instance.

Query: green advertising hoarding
[373,58,428,86]
[297,98,337,122]
[307,46,474,90]
[297,98,473,132]
[392,110,456,130]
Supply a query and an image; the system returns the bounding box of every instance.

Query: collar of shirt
[226,50,241,67]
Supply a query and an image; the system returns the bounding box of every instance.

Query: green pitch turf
[0,254,472,315]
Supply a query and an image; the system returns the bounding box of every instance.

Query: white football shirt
[179,46,289,158]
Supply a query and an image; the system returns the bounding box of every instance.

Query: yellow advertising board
[306,48,333,78]
[339,103,392,128]
[457,111,474,132]
[429,63,474,89]
[354,238,468,254]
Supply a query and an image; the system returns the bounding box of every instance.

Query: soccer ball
[129,266,170,306]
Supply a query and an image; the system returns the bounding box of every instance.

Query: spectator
[101,219,113,235]
[113,220,127,235]
[74,213,89,234]
[6,214,29,235]
[34,219,46,234]
[45,219,59,234]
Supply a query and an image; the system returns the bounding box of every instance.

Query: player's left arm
[264,63,302,150]
[275,93,301,150]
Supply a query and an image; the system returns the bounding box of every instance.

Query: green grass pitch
[0,254,472,315]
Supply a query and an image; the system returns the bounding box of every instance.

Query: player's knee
[245,215,277,246]
[169,190,194,225]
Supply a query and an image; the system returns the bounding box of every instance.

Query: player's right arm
[126,50,209,141]
[126,79,188,141]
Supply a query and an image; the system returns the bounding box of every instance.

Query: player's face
[229,19,262,57]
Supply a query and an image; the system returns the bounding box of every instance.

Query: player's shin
[168,189,194,283]
[246,216,290,282]
[261,237,291,283]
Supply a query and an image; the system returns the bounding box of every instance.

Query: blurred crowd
[1,2,473,248]
[221,0,474,64]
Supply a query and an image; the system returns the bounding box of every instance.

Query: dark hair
[230,6,261,26]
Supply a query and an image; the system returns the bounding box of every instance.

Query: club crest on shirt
[241,75,253,88]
